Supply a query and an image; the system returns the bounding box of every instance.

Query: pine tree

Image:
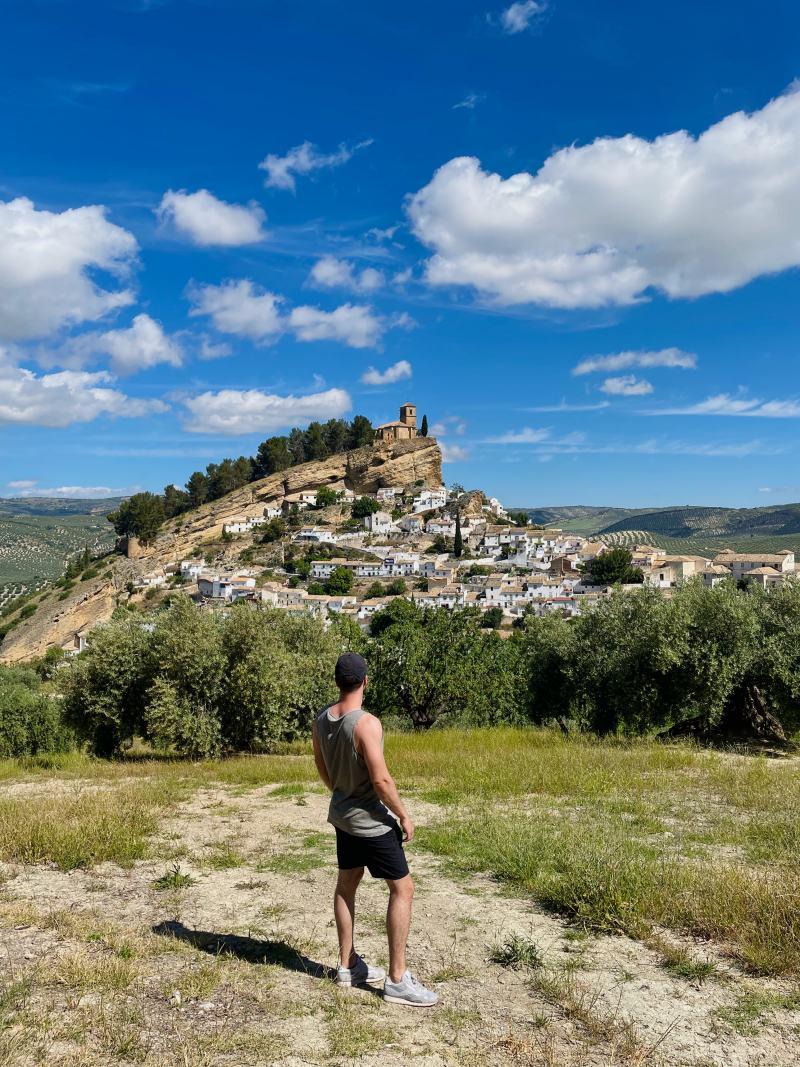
[420,414,429,437]
[453,510,463,558]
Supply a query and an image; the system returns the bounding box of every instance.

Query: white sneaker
[336,953,386,988]
[383,970,438,1007]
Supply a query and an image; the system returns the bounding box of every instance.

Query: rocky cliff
[0,437,442,663]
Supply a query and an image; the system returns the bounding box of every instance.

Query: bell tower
[399,403,417,433]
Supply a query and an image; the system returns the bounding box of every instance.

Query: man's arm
[355,714,414,842]
[311,720,332,791]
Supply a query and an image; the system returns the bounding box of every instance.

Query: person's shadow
[153,920,336,980]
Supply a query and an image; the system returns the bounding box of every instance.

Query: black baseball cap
[335,652,368,689]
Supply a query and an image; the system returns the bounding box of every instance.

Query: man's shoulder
[354,711,382,737]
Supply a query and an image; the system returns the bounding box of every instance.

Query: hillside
[598,503,800,539]
[0,504,120,587]
[516,505,654,535]
[0,436,442,663]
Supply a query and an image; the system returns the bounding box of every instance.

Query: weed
[153,863,197,890]
[489,933,543,970]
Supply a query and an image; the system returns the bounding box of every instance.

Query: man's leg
[386,874,414,982]
[334,867,364,967]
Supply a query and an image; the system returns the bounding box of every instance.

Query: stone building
[375,403,417,442]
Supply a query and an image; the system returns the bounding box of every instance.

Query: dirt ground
[2,780,800,1066]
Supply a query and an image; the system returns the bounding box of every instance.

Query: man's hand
[400,815,414,843]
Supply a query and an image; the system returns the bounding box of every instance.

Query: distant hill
[512,501,800,558]
[0,497,124,518]
[598,503,800,539]
[0,498,122,587]
[515,505,657,536]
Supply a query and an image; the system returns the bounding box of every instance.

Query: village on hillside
[76,403,798,654]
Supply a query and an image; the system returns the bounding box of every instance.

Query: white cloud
[81,314,183,375]
[408,87,800,309]
[0,196,137,341]
[0,349,167,427]
[181,386,351,435]
[430,416,467,436]
[188,278,392,349]
[600,375,653,396]
[651,393,800,417]
[288,303,385,348]
[484,426,552,444]
[393,268,413,286]
[259,139,372,192]
[8,483,132,498]
[361,359,412,386]
[187,279,284,343]
[366,225,399,242]
[453,92,484,110]
[309,256,385,293]
[197,335,233,360]
[6,479,37,490]
[479,426,780,458]
[157,189,266,246]
[573,347,696,376]
[499,1,544,33]
[441,443,470,463]
[526,400,610,412]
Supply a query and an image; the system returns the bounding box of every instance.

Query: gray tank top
[315,706,395,837]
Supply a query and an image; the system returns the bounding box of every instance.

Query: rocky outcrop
[0,438,442,663]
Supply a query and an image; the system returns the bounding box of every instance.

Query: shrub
[0,666,75,757]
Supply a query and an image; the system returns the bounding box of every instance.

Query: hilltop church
[375,402,417,442]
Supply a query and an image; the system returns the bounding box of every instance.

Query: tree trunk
[663,684,787,746]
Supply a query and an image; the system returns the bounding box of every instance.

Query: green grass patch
[0,780,185,869]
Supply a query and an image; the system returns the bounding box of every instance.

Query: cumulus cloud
[188,278,396,349]
[182,386,351,435]
[63,314,183,376]
[0,349,167,427]
[441,443,470,463]
[600,375,653,396]
[288,303,384,348]
[361,360,412,386]
[0,196,137,341]
[408,88,800,309]
[499,1,545,34]
[309,255,385,293]
[259,139,372,192]
[157,189,266,246]
[187,279,284,343]
[651,393,800,417]
[573,347,696,376]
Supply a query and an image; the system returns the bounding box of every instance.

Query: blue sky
[2,0,800,508]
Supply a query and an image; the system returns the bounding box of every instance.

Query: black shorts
[335,823,409,881]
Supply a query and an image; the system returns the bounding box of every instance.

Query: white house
[197,573,256,600]
[398,514,423,535]
[412,487,447,513]
[180,559,204,579]
[425,517,456,537]
[365,510,394,535]
[223,517,250,535]
[294,527,337,544]
[376,487,397,503]
[714,550,795,581]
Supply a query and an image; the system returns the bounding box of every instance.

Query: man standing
[312,652,438,1008]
